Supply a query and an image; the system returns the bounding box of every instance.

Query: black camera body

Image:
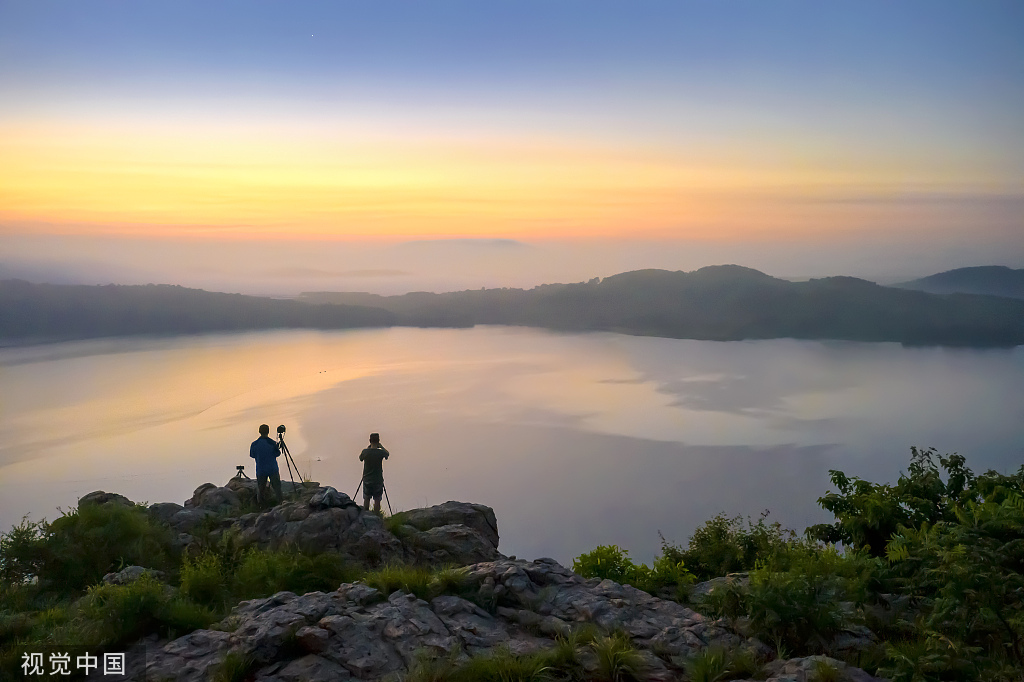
[277,425,287,435]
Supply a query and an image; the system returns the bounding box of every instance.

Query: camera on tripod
[277,425,286,436]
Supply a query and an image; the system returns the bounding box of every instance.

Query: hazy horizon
[2,2,1023,290]
[4,234,1023,298]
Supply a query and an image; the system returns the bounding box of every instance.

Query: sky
[1,1,1022,293]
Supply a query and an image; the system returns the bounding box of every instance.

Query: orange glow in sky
[1,117,1012,242]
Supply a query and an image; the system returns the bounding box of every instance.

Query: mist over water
[1,327,1022,563]
[4,234,1024,296]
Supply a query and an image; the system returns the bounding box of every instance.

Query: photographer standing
[250,424,283,505]
[359,432,389,512]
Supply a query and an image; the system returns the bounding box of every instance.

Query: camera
[277,425,287,435]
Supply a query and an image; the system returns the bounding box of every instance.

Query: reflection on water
[1,327,1022,562]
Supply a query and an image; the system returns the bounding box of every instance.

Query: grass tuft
[809,658,844,682]
[363,564,437,600]
[210,650,256,682]
[591,632,645,682]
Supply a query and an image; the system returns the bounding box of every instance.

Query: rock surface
[138,557,883,682]
[102,565,165,585]
[72,480,885,682]
[742,654,883,682]
[142,477,502,568]
[79,490,136,507]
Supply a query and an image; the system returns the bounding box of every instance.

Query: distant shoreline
[4,265,1024,347]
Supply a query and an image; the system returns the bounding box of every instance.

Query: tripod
[353,479,393,515]
[277,433,302,498]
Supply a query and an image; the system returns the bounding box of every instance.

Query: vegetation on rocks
[1,447,1020,680]
[573,448,1024,681]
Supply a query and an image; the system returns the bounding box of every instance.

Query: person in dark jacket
[250,424,283,505]
[359,432,390,512]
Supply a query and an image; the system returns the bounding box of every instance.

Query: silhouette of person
[359,432,390,512]
[250,424,283,505]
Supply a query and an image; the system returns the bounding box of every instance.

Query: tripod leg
[383,483,393,516]
[282,442,306,494]
[279,439,297,497]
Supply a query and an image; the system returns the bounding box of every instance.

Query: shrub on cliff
[0,501,178,596]
[180,548,360,608]
[659,512,798,581]
[571,544,694,597]
[878,488,1024,680]
[808,446,1022,556]
[53,502,178,594]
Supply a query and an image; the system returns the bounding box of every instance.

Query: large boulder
[79,491,136,508]
[224,500,402,564]
[396,502,500,566]
[399,502,499,549]
[184,483,241,515]
[148,502,184,525]
[402,524,501,566]
[168,508,217,533]
[225,477,258,506]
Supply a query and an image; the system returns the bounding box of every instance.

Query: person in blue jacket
[250,424,283,505]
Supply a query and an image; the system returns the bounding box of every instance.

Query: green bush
[180,547,359,606]
[180,552,227,606]
[160,596,218,638]
[808,447,1009,556]
[571,545,693,596]
[76,575,166,645]
[42,502,177,594]
[744,568,847,655]
[0,517,48,585]
[879,492,1024,680]
[233,548,357,599]
[660,513,798,581]
[572,545,634,583]
[697,546,877,656]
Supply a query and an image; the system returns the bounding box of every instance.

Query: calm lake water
[2,327,1022,563]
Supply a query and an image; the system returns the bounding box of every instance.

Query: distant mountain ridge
[0,280,396,343]
[894,265,1024,300]
[4,264,1024,346]
[300,264,1024,346]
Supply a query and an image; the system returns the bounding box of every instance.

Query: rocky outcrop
[128,477,501,568]
[139,557,883,682]
[184,483,242,515]
[78,490,135,507]
[749,654,882,682]
[399,501,499,549]
[72,481,884,682]
[102,565,165,585]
